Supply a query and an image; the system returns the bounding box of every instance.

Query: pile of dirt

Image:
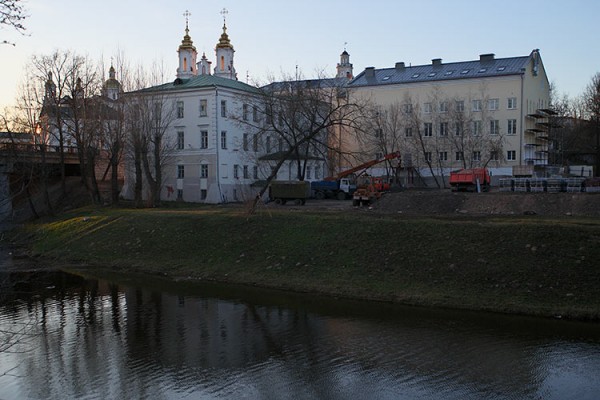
[372,190,600,217]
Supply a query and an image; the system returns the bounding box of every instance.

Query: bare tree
[123,64,177,207]
[1,0,27,45]
[583,72,600,176]
[234,73,369,213]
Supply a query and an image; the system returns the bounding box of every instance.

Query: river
[1,248,600,399]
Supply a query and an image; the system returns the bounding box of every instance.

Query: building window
[220,131,227,149]
[243,133,249,151]
[404,103,413,114]
[253,106,259,122]
[243,104,248,121]
[507,119,517,135]
[220,100,227,117]
[253,165,258,179]
[424,123,433,137]
[454,122,463,136]
[455,100,464,112]
[490,150,499,161]
[405,127,412,137]
[375,128,383,138]
[455,151,463,161]
[490,120,499,135]
[472,120,482,136]
[201,131,208,149]
[233,164,239,179]
[488,98,499,111]
[252,134,259,152]
[243,165,249,179]
[438,151,448,161]
[424,152,432,162]
[177,165,184,179]
[177,131,185,150]
[508,97,517,110]
[177,101,184,118]
[507,150,516,161]
[306,166,312,180]
[177,189,183,200]
[472,151,481,161]
[424,102,433,113]
[201,164,208,178]
[315,166,320,179]
[472,99,482,112]
[278,137,284,152]
[200,189,207,200]
[439,122,448,136]
[439,102,448,113]
[199,99,207,117]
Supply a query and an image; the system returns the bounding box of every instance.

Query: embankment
[9,205,600,320]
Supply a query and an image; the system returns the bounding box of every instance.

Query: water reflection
[0,269,599,400]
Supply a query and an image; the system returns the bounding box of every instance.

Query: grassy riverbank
[10,205,600,320]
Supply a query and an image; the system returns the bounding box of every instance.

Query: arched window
[220,56,225,71]
[183,57,187,71]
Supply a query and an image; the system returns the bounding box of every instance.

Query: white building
[340,50,552,182]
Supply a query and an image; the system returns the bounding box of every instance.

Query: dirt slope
[372,190,600,217]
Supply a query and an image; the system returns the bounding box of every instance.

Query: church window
[253,166,259,179]
[253,106,259,122]
[243,133,249,151]
[201,164,209,178]
[220,56,225,71]
[233,165,239,179]
[243,104,249,121]
[177,131,184,149]
[177,165,185,179]
[201,130,208,149]
[243,165,249,179]
[177,101,184,118]
[183,57,187,71]
[200,189,207,200]
[221,131,227,149]
[199,99,207,116]
[221,100,227,117]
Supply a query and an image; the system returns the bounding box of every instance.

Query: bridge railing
[0,143,79,154]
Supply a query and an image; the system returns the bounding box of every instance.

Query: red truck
[449,168,491,192]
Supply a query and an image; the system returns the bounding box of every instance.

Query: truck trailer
[269,181,310,205]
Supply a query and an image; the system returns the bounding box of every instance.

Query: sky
[1,0,599,112]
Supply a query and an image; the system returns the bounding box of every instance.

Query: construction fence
[499,177,600,193]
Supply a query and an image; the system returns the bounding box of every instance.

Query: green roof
[132,74,260,95]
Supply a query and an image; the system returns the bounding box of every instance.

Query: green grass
[13,206,600,320]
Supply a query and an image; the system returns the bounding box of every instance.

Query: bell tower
[214,8,237,80]
[336,45,353,79]
[177,10,198,79]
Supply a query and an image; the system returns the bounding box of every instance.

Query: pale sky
[1,0,599,111]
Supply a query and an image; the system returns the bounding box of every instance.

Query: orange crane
[323,151,401,181]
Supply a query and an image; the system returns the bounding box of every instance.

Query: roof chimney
[365,67,375,79]
[480,53,495,63]
[395,62,405,72]
[432,58,442,67]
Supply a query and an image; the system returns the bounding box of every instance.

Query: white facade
[342,50,552,180]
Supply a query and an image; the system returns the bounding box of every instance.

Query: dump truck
[310,178,356,200]
[449,168,491,192]
[269,180,310,205]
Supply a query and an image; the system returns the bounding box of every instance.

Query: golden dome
[216,23,233,49]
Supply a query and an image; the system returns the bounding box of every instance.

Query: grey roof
[348,54,532,88]
[132,74,261,95]
[261,77,348,92]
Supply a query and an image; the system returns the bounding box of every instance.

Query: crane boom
[324,152,401,181]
